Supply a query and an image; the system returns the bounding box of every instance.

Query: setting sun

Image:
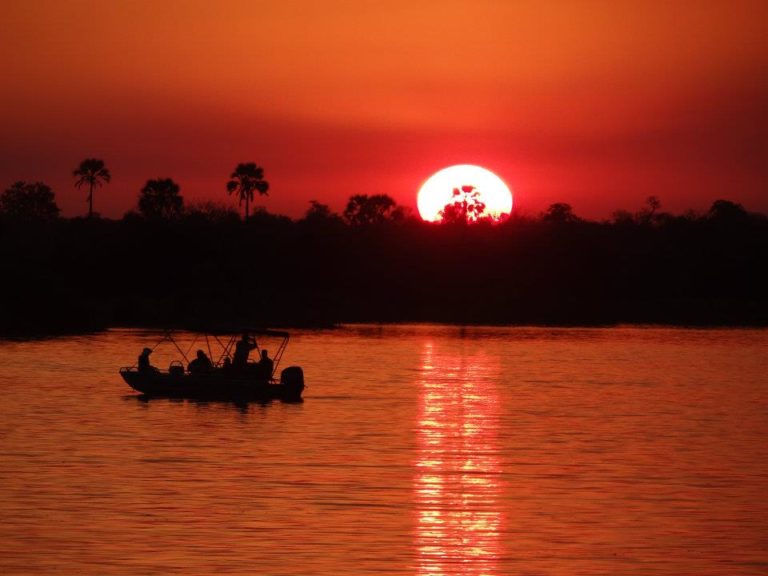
[417,165,513,223]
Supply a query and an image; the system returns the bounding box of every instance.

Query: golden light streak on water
[415,341,503,575]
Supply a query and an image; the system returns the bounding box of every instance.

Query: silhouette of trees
[542,202,578,224]
[708,199,749,223]
[73,158,111,218]
[246,206,293,228]
[3,149,767,333]
[305,200,333,220]
[185,201,239,224]
[138,178,183,220]
[0,192,767,334]
[302,200,344,227]
[226,162,269,221]
[0,181,60,221]
[611,196,663,225]
[635,195,661,225]
[343,194,404,226]
[438,185,488,224]
[611,209,635,225]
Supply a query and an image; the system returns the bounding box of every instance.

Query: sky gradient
[2,0,766,219]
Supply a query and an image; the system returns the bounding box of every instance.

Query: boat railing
[120,364,280,383]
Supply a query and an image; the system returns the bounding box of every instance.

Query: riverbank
[2,210,766,337]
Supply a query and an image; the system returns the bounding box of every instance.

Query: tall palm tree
[73,158,111,218]
[226,162,269,221]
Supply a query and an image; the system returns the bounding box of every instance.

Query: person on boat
[233,333,257,368]
[258,349,274,381]
[137,347,158,373]
[188,349,213,374]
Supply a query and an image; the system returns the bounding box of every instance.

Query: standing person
[233,333,257,368]
[258,349,274,381]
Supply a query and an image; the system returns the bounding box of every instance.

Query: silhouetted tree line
[1,168,767,334]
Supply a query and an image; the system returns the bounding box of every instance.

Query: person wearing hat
[138,347,156,373]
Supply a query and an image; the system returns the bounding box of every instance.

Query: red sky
[1,0,766,219]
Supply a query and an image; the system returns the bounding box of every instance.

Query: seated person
[138,347,158,373]
[257,349,274,381]
[187,349,213,374]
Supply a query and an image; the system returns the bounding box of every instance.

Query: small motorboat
[120,329,305,402]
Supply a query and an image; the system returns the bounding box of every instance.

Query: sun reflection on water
[414,341,504,575]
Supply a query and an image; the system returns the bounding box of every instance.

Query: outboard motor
[280,366,304,387]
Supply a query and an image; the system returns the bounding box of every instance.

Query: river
[1,325,766,575]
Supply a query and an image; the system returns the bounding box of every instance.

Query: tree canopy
[542,202,579,224]
[138,178,183,220]
[0,181,60,222]
[73,158,111,218]
[226,162,269,221]
[438,186,489,224]
[343,194,404,226]
[0,192,766,334]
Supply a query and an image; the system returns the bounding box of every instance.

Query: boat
[120,329,305,402]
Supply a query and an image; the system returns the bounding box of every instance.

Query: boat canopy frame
[129,328,291,379]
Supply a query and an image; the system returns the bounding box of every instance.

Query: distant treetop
[438,186,489,224]
[73,158,111,219]
[343,194,405,226]
[138,178,183,220]
[0,181,60,222]
[542,202,579,224]
[227,162,269,221]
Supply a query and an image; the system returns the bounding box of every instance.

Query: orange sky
[1,0,766,218]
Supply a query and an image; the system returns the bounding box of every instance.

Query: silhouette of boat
[120,329,305,402]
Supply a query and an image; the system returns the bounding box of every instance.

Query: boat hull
[121,368,304,402]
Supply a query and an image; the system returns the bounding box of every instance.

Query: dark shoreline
[3,316,767,340]
[2,205,766,339]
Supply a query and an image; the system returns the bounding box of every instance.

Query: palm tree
[226,162,269,221]
[73,158,111,218]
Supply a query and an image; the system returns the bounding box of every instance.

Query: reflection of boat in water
[120,329,305,402]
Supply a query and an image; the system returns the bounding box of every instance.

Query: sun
[417,165,513,223]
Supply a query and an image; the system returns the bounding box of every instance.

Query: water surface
[1,325,766,575]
